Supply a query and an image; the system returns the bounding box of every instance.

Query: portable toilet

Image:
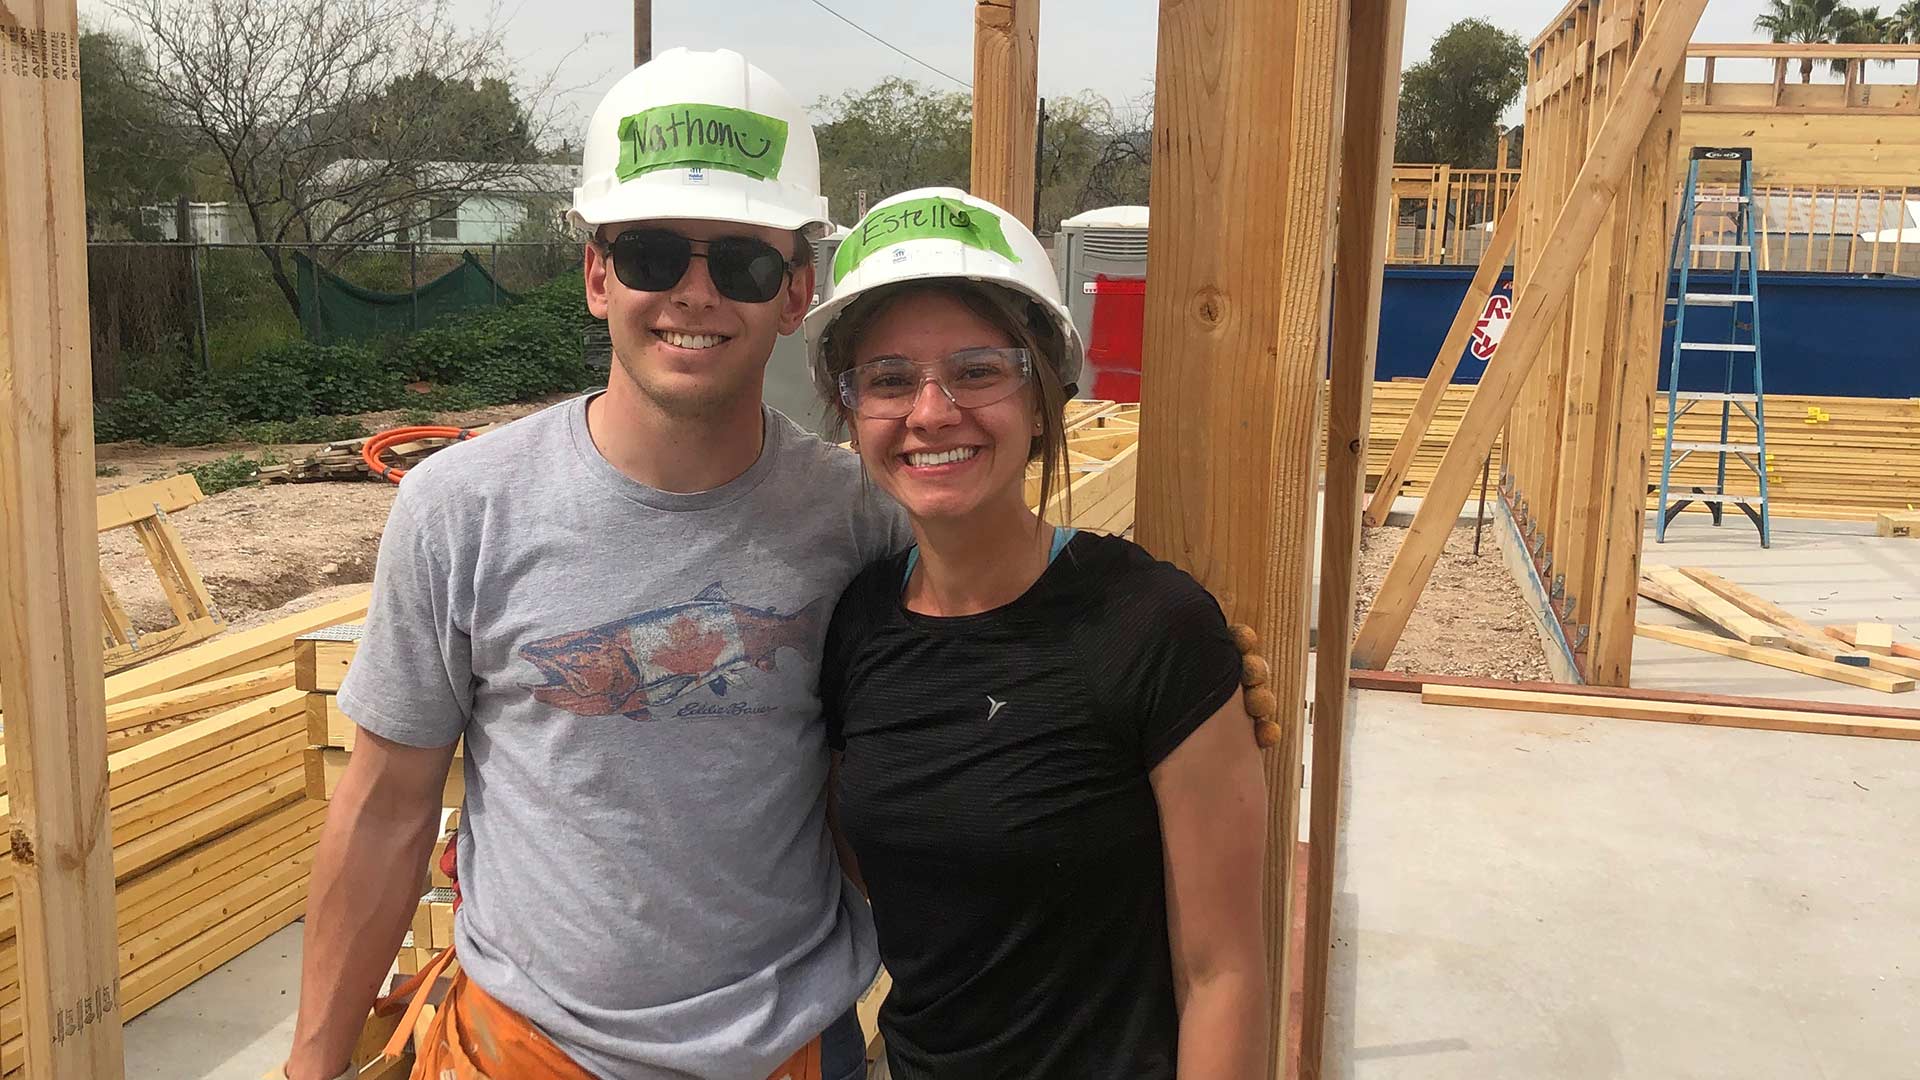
[811,225,852,306]
[1057,205,1149,402]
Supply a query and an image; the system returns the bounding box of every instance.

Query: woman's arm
[827,750,867,896]
[1151,694,1270,1079]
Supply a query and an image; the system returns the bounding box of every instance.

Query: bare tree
[108,0,575,318]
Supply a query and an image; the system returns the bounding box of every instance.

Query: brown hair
[818,280,1072,528]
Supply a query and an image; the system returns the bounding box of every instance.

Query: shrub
[232,415,368,445]
[208,341,408,422]
[388,271,595,406]
[182,452,262,495]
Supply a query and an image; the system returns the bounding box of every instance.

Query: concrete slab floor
[123,921,304,1079]
[1327,688,1920,1079]
[1634,515,1920,705]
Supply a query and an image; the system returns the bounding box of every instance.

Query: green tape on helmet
[615,104,789,183]
[833,196,1022,284]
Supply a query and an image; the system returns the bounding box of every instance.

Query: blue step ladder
[1656,146,1770,548]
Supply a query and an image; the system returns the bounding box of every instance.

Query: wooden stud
[1586,67,1684,685]
[1672,566,1872,665]
[1362,199,1520,526]
[1421,683,1920,741]
[102,592,368,705]
[294,638,360,695]
[1634,623,1916,693]
[969,0,1040,228]
[1301,0,1406,1073]
[0,1,131,1073]
[1352,0,1712,672]
[1133,0,1346,1072]
[1641,567,1786,645]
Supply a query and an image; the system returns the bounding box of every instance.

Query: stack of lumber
[0,592,369,1074]
[1357,382,1920,521]
[1033,401,1140,535]
[258,425,498,485]
[1880,511,1920,539]
[1635,565,1920,695]
[301,627,464,807]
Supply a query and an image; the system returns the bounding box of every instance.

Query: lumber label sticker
[834,196,1021,284]
[616,104,788,183]
[0,25,80,80]
[518,583,825,722]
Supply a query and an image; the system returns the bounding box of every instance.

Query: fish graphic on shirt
[517,583,828,720]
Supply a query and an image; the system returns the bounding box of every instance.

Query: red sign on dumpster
[1469,285,1513,362]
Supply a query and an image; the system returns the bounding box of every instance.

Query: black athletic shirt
[821,531,1243,1079]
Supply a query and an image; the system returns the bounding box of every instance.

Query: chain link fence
[87,240,581,402]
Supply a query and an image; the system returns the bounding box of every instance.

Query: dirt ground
[96,397,567,635]
[1354,519,1553,681]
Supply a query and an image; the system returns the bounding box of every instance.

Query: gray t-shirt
[336,393,909,1080]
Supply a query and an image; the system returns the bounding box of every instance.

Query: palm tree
[1754,0,1889,79]
[1892,0,1920,42]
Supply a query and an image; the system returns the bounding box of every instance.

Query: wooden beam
[970,0,1040,228]
[1671,566,1873,666]
[1634,623,1916,693]
[1351,0,1711,670]
[1349,668,1920,721]
[0,5,130,1075]
[102,592,369,705]
[93,476,203,534]
[1302,0,1406,1074]
[1362,198,1519,526]
[1134,0,1346,1073]
[1825,624,1920,662]
[1585,69,1683,686]
[1420,683,1920,741]
[1641,566,1786,645]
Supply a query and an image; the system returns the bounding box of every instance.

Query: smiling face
[584,217,812,420]
[844,288,1043,525]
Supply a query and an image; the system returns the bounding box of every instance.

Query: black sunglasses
[602,228,798,304]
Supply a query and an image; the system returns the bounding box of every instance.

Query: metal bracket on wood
[1540,551,1553,578]
[1569,624,1590,652]
[1532,533,1546,559]
[1562,592,1579,621]
[1551,574,1566,605]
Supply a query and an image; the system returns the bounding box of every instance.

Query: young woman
[804,188,1270,1079]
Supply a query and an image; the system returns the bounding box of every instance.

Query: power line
[800,0,973,91]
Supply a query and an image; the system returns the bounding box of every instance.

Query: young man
[284,48,901,1080]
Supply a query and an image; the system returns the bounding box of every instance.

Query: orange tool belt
[379,840,822,1079]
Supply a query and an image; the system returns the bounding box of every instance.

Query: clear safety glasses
[837,347,1034,420]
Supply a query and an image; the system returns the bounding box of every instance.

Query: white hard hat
[804,188,1084,399]
[570,48,831,237]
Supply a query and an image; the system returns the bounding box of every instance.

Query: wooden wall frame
[1352,0,1706,688]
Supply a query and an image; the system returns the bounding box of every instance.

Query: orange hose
[362,425,478,484]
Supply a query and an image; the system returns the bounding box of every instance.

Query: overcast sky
[83,0,1783,136]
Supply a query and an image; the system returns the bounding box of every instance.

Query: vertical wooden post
[1351,0,1712,671]
[1134,0,1346,1073]
[633,0,651,66]
[0,7,131,1079]
[1301,0,1405,1073]
[1586,71,1684,686]
[971,0,1040,228]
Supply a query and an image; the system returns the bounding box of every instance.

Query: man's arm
[284,729,459,1080]
[1151,695,1270,1079]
